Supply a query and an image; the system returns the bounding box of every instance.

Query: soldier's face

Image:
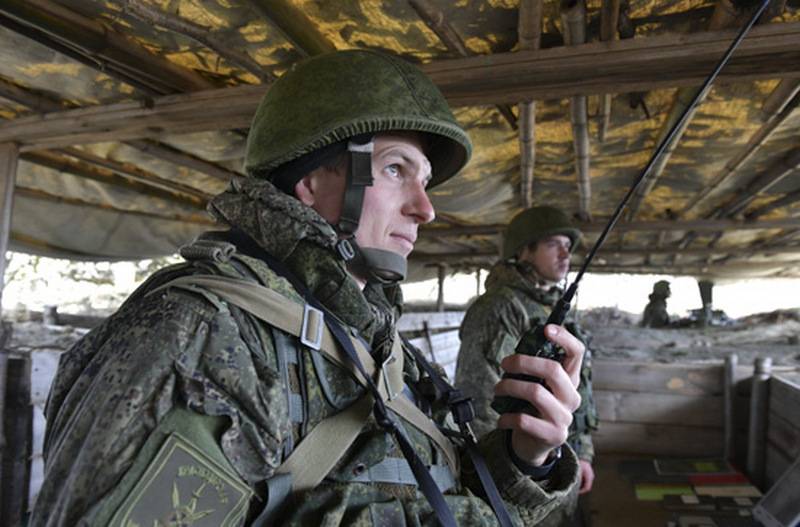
[519,235,571,282]
[357,133,434,257]
[295,132,434,258]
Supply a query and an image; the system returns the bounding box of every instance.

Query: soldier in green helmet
[455,206,600,522]
[32,51,583,526]
[642,280,672,328]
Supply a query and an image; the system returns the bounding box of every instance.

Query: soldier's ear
[294,172,318,207]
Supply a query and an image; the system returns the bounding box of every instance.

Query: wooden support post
[598,0,621,143]
[517,0,542,207]
[746,357,772,489]
[698,279,714,326]
[0,353,32,527]
[475,268,482,297]
[0,323,10,487]
[561,0,592,221]
[436,265,446,312]
[723,353,738,462]
[0,143,19,311]
[42,305,59,326]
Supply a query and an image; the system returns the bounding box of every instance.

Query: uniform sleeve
[454,291,530,439]
[462,429,580,524]
[31,288,290,527]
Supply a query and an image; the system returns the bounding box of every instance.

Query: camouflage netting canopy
[0,0,799,281]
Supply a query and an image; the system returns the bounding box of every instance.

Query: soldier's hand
[578,460,595,493]
[493,324,584,466]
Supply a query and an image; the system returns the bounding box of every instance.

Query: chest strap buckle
[300,304,324,350]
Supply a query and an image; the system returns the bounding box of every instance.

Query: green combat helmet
[244,49,472,283]
[502,206,582,260]
[652,280,671,297]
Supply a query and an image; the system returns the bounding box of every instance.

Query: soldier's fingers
[494,378,576,425]
[496,412,569,448]
[499,354,581,413]
[543,324,584,387]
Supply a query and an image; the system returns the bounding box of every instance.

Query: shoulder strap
[403,337,515,527]
[152,274,459,476]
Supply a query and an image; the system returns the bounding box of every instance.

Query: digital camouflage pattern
[455,260,598,460]
[33,179,579,526]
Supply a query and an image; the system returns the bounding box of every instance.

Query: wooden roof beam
[123,1,273,83]
[2,22,799,148]
[247,0,335,57]
[422,21,800,106]
[56,147,213,201]
[14,185,213,225]
[409,0,517,130]
[0,0,215,95]
[715,147,800,218]
[561,0,591,221]
[122,140,240,183]
[745,188,800,219]
[420,216,800,237]
[517,0,543,208]
[624,0,753,221]
[0,77,240,184]
[680,79,799,217]
[412,242,800,262]
[20,150,207,210]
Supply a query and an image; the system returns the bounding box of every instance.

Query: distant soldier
[642,280,672,328]
[455,206,599,505]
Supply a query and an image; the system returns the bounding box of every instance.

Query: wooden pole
[248,0,336,57]
[723,353,738,461]
[475,268,482,296]
[0,143,19,311]
[518,0,542,207]
[561,0,592,221]
[0,323,10,498]
[0,354,32,527]
[746,356,772,489]
[698,279,714,326]
[436,265,446,312]
[598,0,621,143]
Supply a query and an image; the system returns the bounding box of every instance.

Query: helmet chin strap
[334,137,408,285]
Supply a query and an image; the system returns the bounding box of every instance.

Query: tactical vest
[173,238,460,522]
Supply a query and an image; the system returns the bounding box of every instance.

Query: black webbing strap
[337,139,373,236]
[226,230,459,527]
[403,338,515,527]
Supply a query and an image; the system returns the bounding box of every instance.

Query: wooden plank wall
[397,313,763,460]
[764,375,800,488]
[593,361,752,457]
[398,311,464,380]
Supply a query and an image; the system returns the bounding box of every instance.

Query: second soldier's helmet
[243,49,472,283]
[653,280,671,297]
[502,206,581,260]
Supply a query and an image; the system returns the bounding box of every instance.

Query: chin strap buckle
[335,238,356,261]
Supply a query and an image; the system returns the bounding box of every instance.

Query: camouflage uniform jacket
[455,261,599,462]
[32,178,578,527]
